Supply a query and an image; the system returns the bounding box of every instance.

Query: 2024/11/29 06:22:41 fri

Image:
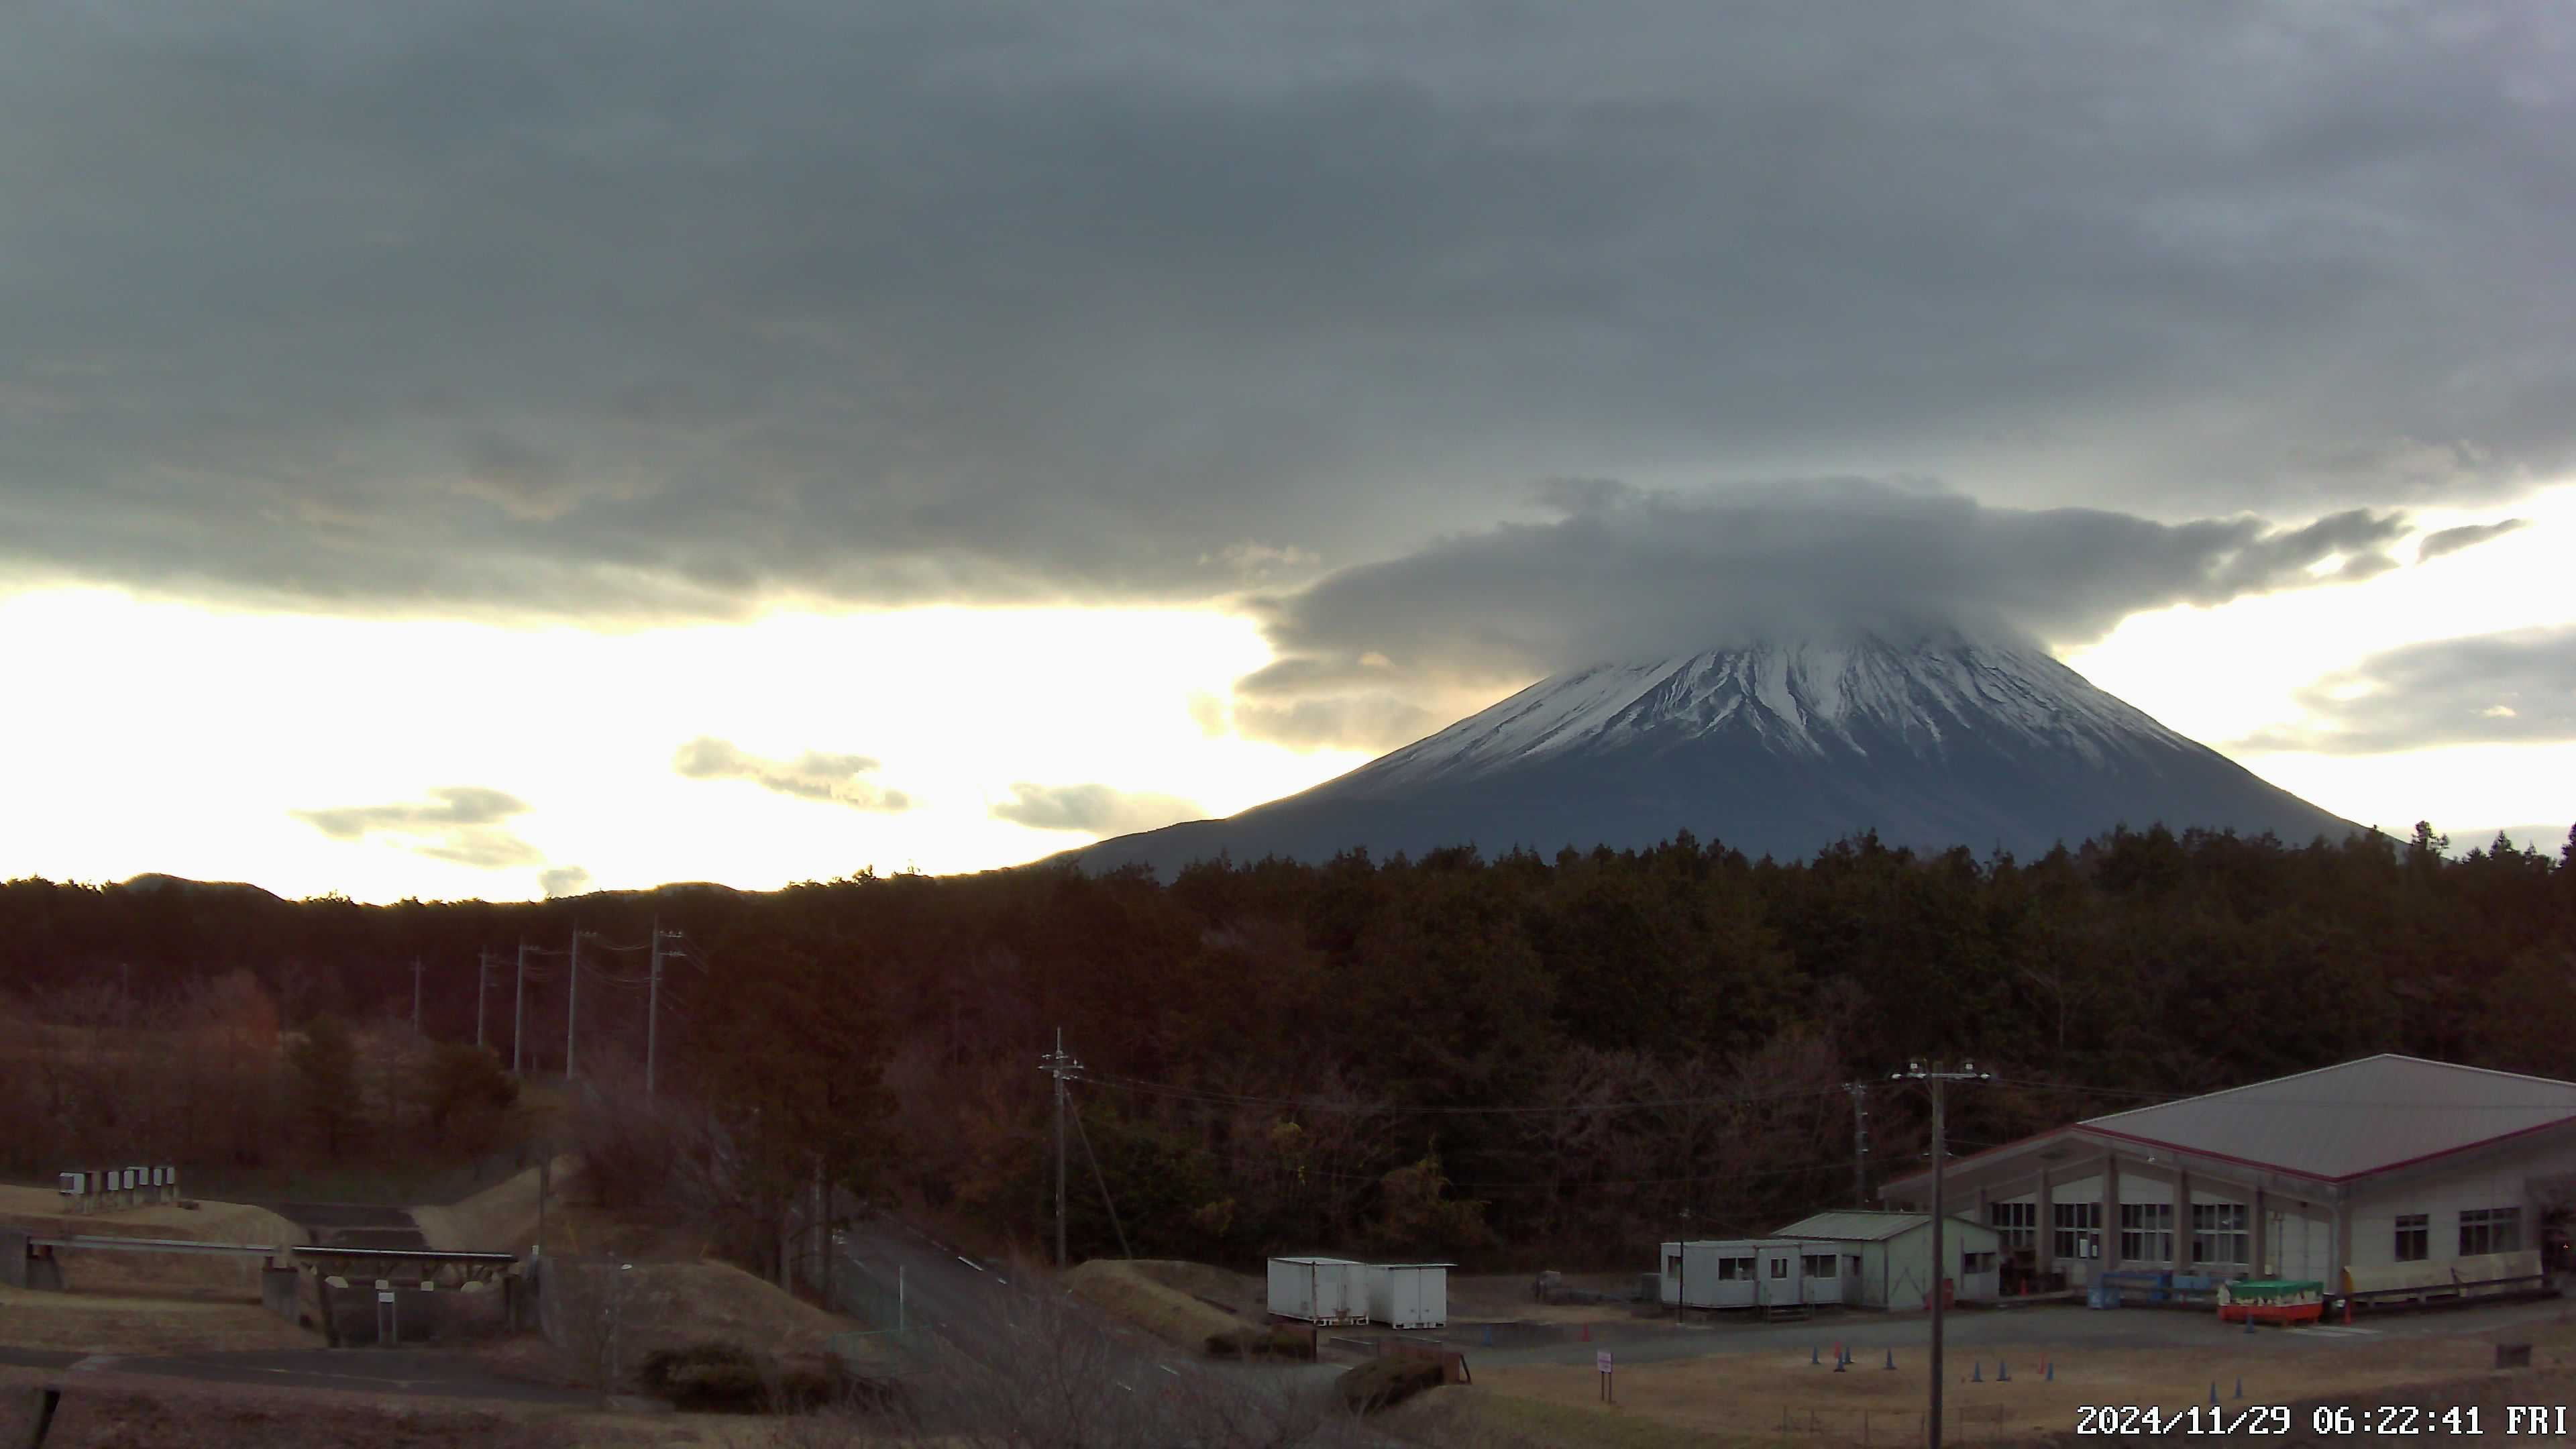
[2076,1405,2571,1435]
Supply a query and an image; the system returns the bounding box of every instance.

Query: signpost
[1597,1348,1613,1403]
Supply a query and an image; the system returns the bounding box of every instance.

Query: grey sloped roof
[1775,1211,1989,1242]
[2080,1055,2576,1181]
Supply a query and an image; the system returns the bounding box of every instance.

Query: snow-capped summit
[1346,634,2201,790]
[1063,634,2361,878]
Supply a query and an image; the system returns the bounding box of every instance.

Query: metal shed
[1267,1256,1367,1326]
[1658,1238,1818,1311]
[1774,1211,2001,1310]
[1362,1262,1452,1330]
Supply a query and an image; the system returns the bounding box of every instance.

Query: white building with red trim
[1874,1056,2567,1303]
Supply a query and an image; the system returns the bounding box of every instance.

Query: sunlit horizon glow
[7,488,2573,904]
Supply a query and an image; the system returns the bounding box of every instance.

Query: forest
[3,819,2571,1273]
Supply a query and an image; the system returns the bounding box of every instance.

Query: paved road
[0,1346,594,1404]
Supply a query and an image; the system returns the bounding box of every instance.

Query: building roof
[1775,1211,1986,1242]
[2078,1055,2576,1182]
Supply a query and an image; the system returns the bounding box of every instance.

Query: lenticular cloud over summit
[1220,479,2432,752]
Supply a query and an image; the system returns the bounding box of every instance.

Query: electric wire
[1076,1069,1848,1118]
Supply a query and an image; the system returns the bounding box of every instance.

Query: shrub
[641,1340,847,1414]
[1203,1325,1319,1360]
[1336,1356,1445,1415]
[642,1340,770,1413]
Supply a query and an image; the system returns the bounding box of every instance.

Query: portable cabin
[1362,1263,1452,1329]
[1658,1238,1813,1310]
[1772,1211,2002,1309]
[1267,1256,1368,1326]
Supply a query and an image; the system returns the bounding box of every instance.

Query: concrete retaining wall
[261,1267,301,1321]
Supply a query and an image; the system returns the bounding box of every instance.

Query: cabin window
[2120,1203,2174,1262]
[1962,1251,1996,1273]
[2190,1203,2249,1265]
[2460,1208,2521,1256]
[1988,1201,2036,1248]
[1717,1256,1755,1281]
[2394,1214,2428,1263]
[1770,1256,1788,1279]
[2053,1201,2102,1259]
[1666,1252,1682,1277]
[1802,1254,1837,1278]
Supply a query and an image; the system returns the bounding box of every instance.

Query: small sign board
[377,1290,395,1303]
[1597,1350,1611,1374]
[58,1172,83,1195]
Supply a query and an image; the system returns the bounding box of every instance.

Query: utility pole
[1845,1081,1872,1208]
[411,957,425,1036]
[1038,1029,1083,1268]
[1891,1060,1989,1449]
[566,922,581,1084]
[476,951,491,1050]
[513,940,529,1075]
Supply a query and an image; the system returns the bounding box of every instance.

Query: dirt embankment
[1062,1258,1263,1349]
[413,1159,707,1263]
[0,1185,305,1299]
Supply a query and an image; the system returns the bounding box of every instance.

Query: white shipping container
[1267,1257,1367,1325]
[1362,1263,1452,1330]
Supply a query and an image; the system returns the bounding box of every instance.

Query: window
[2191,1203,2249,1265]
[1988,1201,2036,1249]
[1962,1251,1997,1273]
[1666,1252,1683,1277]
[2053,1201,2102,1259]
[2121,1203,2176,1263]
[1770,1256,1788,1279]
[2394,1214,2428,1263]
[1717,1256,1755,1281]
[2460,1208,2522,1256]
[1803,1254,1837,1278]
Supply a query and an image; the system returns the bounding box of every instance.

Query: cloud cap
[1228,478,2434,747]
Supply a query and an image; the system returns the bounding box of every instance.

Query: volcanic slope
[1067,634,2363,877]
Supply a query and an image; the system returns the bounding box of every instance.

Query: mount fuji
[1063,633,2363,877]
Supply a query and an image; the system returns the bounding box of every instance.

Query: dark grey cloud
[290,786,542,867]
[991,783,1203,835]
[2231,626,2576,755]
[1224,478,2420,748]
[2417,517,2531,561]
[672,737,911,810]
[1,2,2569,619]
[539,865,594,898]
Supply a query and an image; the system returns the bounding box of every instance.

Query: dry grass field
[0,1365,815,1449]
[1467,1322,2576,1446]
[0,1188,306,1299]
[0,1287,315,1354]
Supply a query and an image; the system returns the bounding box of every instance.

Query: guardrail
[30,1235,283,1258]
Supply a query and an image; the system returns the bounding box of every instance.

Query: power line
[1061,1107,1866,1192]
[1076,1069,1845,1118]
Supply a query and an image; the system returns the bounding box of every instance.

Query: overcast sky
[3,1,2572,900]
